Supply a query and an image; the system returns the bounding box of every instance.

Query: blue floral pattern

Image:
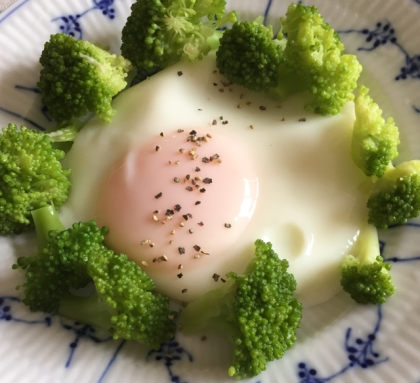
[297,305,387,383]
[147,338,193,383]
[52,0,116,39]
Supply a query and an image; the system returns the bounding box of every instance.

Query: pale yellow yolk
[96,128,258,301]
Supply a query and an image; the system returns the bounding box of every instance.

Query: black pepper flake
[165,209,174,216]
[219,116,223,120]
[224,223,232,228]
[195,167,201,172]
[221,278,226,283]
[155,192,162,199]
[178,247,185,254]
[153,210,159,214]
[201,336,207,341]
[299,118,306,122]
[193,245,201,251]
[160,132,164,137]
[198,108,202,111]
[222,120,228,125]
[199,188,206,193]
[202,157,210,163]
[212,273,220,282]
[177,71,183,76]
[177,273,183,279]
[189,130,197,135]
[174,177,180,183]
[182,289,188,293]
[191,179,196,186]
[155,145,160,151]
[259,106,267,111]
[174,204,181,212]
[186,174,191,180]
[210,153,220,161]
[195,201,201,205]
[177,129,184,133]
[186,186,193,191]
[187,213,193,218]
[198,221,204,226]
[281,117,285,121]
[183,214,189,221]
[203,178,212,184]
[213,82,218,86]
[212,119,217,125]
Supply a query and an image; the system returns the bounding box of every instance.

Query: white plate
[1,0,420,382]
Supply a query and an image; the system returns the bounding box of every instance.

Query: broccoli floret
[352,86,400,177]
[180,240,302,379]
[216,4,362,115]
[0,124,71,235]
[215,20,284,92]
[367,160,420,229]
[13,205,176,349]
[121,0,237,71]
[38,33,132,124]
[340,223,395,304]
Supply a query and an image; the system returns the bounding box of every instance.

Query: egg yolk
[96,128,258,300]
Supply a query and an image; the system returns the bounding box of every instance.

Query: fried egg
[60,53,369,307]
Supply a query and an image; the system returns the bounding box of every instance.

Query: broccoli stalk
[13,205,176,349]
[180,240,302,379]
[216,3,362,115]
[46,118,86,143]
[121,0,237,71]
[0,124,71,235]
[352,86,400,178]
[38,33,132,124]
[367,160,420,229]
[340,223,395,304]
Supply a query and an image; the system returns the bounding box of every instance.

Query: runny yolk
[96,128,259,300]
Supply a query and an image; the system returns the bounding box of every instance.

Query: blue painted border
[0,0,31,24]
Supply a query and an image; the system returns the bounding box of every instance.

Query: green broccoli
[367,160,420,229]
[0,124,71,235]
[38,33,132,124]
[340,223,395,304]
[13,205,176,349]
[215,20,284,92]
[121,0,237,71]
[216,3,362,115]
[46,118,85,143]
[179,240,302,379]
[352,85,400,178]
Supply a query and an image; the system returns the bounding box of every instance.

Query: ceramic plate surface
[1,0,420,382]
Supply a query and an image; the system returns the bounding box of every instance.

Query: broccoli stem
[267,63,308,100]
[59,292,115,331]
[353,222,380,265]
[31,205,65,251]
[181,279,240,338]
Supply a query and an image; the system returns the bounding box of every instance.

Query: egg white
[60,52,369,306]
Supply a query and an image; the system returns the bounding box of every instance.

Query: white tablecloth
[0,0,17,13]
